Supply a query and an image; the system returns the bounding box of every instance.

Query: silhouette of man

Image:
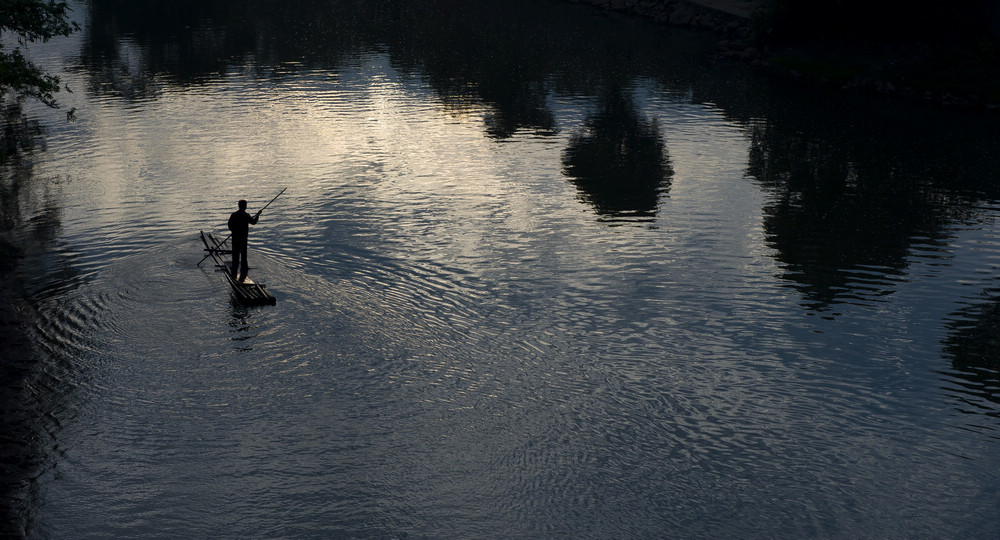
[227,199,259,282]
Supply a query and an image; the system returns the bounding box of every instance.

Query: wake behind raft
[199,230,277,306]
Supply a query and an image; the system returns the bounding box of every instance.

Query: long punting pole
[197,187,287,266]
[254,187,287,217]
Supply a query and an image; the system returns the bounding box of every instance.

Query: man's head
[238,200,248,210]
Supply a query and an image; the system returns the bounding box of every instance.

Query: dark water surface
[4,0,1000,538]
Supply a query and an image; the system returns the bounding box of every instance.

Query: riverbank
[569,0,1000,109]
[567,0,757,34]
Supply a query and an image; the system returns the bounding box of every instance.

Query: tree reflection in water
[0,101,66,539]
[74,0,1000,425]
[942,298,1000,419]
[562,87,672,222]
[748,130,932,310]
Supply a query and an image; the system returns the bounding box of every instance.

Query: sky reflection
[4,1,1000,538]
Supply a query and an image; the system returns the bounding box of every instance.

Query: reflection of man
[227,200,259,283]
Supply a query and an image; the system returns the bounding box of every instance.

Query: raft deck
[200,230,277,306]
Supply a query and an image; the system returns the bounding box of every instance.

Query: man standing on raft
[228,199,259,283]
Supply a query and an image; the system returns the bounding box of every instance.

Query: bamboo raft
[200,230,277,306]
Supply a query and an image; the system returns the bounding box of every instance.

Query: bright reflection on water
[4,0,1000,538]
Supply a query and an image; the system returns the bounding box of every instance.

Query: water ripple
[9,7,1000,537]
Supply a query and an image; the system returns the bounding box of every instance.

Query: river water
[3,0,1000,538]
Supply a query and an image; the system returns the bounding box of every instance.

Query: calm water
[4,0,1000,538]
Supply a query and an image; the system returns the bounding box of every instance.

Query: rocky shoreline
[566,0,1000,109]
[565,0,767,65]
[568,0,755,36]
